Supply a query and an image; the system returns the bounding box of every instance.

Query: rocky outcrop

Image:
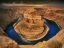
[0,27,19,48]
[0,6,64,29]
[14,9,49,41]
[0,8,19,29]
[32,29,64,48]
[0,6,64,48]
[0,27,6,35]
[19,45,33,48]
[0,36,19,48]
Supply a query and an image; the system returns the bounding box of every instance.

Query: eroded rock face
[0,6,64,48]
[0,36,19,48]
[14,9,49,41]
[0,7,64,29]
[32,29,64,48]
[0,8,18,29]
[0,27,6,35]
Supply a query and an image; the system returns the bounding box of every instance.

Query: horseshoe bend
[14,10,49,41]
[0,5,64,48]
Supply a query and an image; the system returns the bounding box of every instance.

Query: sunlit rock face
[4,8,60,45]
[0,36,19,48]
[0,4,64,48]
[14,9,49,41]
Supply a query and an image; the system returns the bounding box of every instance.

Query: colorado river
[4,17,60,44]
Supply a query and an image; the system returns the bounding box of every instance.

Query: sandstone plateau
[0,6,64,48]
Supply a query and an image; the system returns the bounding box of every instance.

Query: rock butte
[14,9,49,41]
